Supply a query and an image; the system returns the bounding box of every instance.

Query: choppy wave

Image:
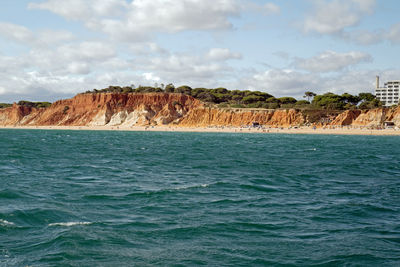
[172,183,210,190]
[0,219,15,226]
[1,130,399,266]
[48,222,92,227]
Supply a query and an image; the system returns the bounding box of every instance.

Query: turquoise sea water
[0,129,400,266]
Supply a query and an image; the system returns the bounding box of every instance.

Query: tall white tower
[376,75,380,89]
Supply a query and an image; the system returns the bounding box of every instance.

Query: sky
[0,0,400,102]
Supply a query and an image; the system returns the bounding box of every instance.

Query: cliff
[0,93,202,127]
[1,93,400,128]
[179,108,305,127]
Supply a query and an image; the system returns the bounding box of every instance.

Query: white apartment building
[375,76,400,106]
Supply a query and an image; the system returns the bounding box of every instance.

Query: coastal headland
[1,92,400,135]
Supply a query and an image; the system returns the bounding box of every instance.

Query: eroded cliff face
[330,110,362,126]
[1,93,400,128]
[179,108,305,127]
[0,93,202,126]
[0,104,42,125]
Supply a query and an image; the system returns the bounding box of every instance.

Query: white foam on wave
[48,221,92,227]
[0,219,15,226]
[174,183,210,190]
[304,148,317,151]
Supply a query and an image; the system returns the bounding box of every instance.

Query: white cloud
[0,22,34,43]
[236,68,400,98]
[301,0,400,46]
[206,48,242,61]
[28,0,128,20]
[303,0,376,34]
[0,22,74,46]
[262,3,280,15]
[29,0,242,41]
[0,54,30,74]
[143,72,160,82]
[0,66,144,102]
[1,0,397,103]
[19,41,118,77]
[96,0,240,41]
[341,29,383,45]
[294,51,372,72]
[350,0,376,12]
[0,43,242,101]
[386,23,400,44]
[57,42,116,62]
[240,69,318,97]
[37,30,75,45]
[128,42,168,55]
[245,2,280,15]
[67,62,90,75]
[133,48,241,86]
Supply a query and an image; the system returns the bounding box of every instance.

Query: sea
[0,129,399,266]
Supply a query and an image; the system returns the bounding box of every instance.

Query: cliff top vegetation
[0,84,385,111]
[15,101,52,108]
[83,84,383,110]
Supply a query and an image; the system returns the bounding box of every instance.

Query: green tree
[191,88,207,98]
[304,91,316,102]
[196,92,216,103]
[212,87,229,94]
[312,93,345,110]
[266,97,279,103]
[278,97,297,104]
[17,101,51,108]
[242,95,264,104]
[175,85,192,95]
[165,83,175,93]
[358,92,375,102]
[212,93,231,103]
[0,103,12,108]
[231,94,243,104]
[358,99,382,109]
[122,86,134,93]
[341,93,361,105]
[295,100,310,106]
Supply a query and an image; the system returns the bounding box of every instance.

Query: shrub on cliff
[278,97,297,105]
[280,103,296,109]
[312,93,345,110]
[195,92,217,103]
[63,106,70,114]
[175,85,192,95]
[247,101,270,108]
[358,93,376,102]
[17,101,51,108]
[165,83,175,93]
[266,103,280,109]
[358,99,382,109]
[135,86,163,93]
[242,95,264,104]
[295,100,310,106]
[0,103,12,108]
[342,93,361,105]
[82,83,383,111]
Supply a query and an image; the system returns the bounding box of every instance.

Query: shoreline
[1,125,400,136]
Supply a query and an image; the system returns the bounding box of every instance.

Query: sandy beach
[1,125,399,136]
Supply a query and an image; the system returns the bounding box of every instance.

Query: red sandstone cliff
[0,93,202,126]
[179,108,305,127]
[1,93,400,128]
[330,110,362,126]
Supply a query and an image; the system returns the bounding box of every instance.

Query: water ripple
[0,130,399,266]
